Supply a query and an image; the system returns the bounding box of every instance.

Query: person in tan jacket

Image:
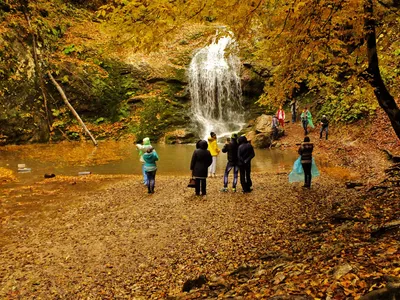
[207,132,220,177]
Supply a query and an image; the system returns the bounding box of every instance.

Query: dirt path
[280,118,393,181]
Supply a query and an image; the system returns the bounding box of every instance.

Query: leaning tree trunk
[48,72,98,147]
[364,0,400,140]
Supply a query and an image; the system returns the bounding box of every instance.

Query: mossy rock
[164,129,197,144]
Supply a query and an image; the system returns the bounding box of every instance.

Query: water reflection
[0,142,299,187]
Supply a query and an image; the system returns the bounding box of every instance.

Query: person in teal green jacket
[306,108,315,129]
[136,137,152,184]
[142,147,159,194]
[300,107,314,135]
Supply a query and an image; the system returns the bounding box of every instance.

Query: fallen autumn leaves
[0,170,399,299]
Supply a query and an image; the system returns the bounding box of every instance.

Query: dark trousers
[272,126,279,141]
[223,163,238,188]
[145,171,156,193]
[239,163,252,192]
[301,163,312,187]
[291,111,296,123]
[302,120,308,135]
[320,126,328,139]
[195,178,206,195]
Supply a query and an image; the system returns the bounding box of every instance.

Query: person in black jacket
[221,133,239,192]
[298,136,314,188]
[237,136,255,193]
[190,140,213,196]
[319,115,329,140]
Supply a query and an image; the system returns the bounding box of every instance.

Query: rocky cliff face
[0,35,50,145]
[0,5,265,145]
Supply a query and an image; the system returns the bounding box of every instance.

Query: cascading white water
[188,34,244,140]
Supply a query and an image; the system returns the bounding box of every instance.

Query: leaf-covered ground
[1,118,399,299]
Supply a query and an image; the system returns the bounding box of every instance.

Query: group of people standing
[190,132,255,196]
[135,104,328,194]
[135,132,256,196]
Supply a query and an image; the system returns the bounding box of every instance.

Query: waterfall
[188,34,244,140]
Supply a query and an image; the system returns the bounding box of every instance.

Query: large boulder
[244,114,285,148]
[254,114,273,133]
[251,132,273,148]
[162,129,197,144]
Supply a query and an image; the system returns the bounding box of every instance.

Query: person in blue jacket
[190,140,213,196]
[237,136,255,193]
[142,147,159,194]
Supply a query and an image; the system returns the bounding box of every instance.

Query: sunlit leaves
[98,0,399,122]
[0,167,17,185]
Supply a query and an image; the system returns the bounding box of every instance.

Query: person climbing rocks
[190,140,213,196]
[238,136,255,193]
[207,132,220,177]
[276,105,286,128]
[142,147,159,194]
[221,133,239,192]
[298,136,314,188]
[320,115,329,140]
[136,137,152,184]
[272,115,279,141]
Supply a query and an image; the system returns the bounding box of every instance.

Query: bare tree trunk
[364,0,400,140]
[47,72,98,146]
[19,0,52,134]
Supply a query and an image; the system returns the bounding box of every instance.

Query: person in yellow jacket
[207,132,220,177]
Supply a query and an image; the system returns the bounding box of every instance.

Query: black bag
[187,177,196,188]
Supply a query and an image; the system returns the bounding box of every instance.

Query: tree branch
[47,71,98,146]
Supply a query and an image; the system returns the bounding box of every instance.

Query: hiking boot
[220,187,228,192]
[232,188,236,193]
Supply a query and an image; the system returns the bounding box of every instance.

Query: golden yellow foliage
[0,167,17,184]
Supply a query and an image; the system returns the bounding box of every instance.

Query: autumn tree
[100,0,400,139]
[1,0,99,144]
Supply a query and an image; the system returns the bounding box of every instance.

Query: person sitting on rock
[272,115,279,141]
